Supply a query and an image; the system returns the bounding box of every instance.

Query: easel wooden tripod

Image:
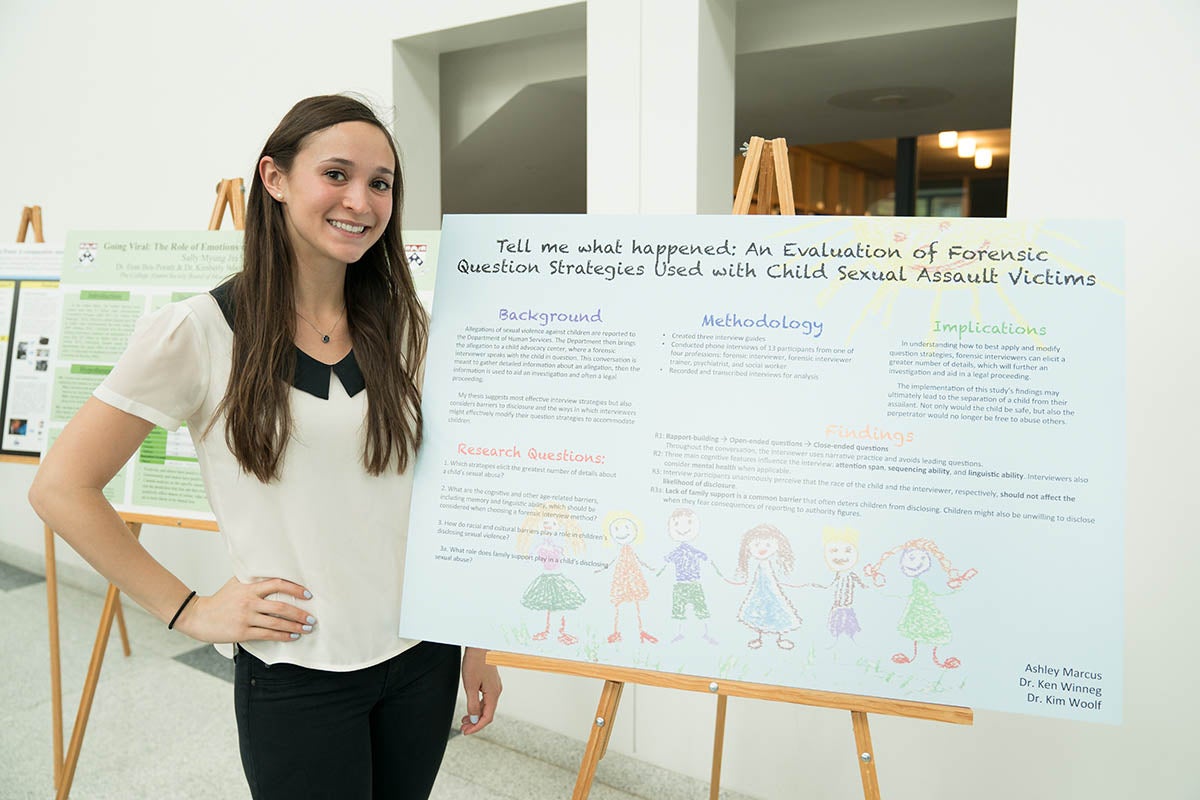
[485,138,973,799]
[16,204,45,243]
[209,178,246,231]
[43,186,242,798]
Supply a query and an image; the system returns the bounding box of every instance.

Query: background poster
[399,214,1124,724]
[49,232,242,517]
[405,229,440,309]
[0,243,64,455]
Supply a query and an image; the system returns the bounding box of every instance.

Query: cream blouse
[94,288,420,670]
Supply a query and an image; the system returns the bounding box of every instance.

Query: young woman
[29,94,500,799]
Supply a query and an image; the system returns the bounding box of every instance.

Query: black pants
[234,641,460,799]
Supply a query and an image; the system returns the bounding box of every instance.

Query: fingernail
[306,615,316,624]
[303,590,313,599]
[302,625,313,632]
[469,715,480,724]
[290,633,300,639]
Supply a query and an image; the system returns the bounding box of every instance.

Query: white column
[392,42,442,229]
[587,0,736,214]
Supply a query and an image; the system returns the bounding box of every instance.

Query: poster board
[48,232,242,519]
[405,230,440,309]
[1,243,64,456]
[43,230,441,516]
[399,214,1124,724]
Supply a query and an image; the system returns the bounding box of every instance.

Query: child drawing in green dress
[517,501,587,645]
[864,538,977,669]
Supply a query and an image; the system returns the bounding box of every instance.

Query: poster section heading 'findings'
[1,243,65,456]
[398,214,1124,724]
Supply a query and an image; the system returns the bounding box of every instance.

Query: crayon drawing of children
[517,502,587,645]
[660,508,720,644]
[864,538,978,669]
[597,511,657,644]
[731,523,802,650]
[819,526,867,642]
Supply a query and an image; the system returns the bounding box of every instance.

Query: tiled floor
[1,559,757,799]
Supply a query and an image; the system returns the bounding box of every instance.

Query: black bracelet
[167,590,197,630]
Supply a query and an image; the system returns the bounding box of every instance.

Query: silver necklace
[295,306,345,344]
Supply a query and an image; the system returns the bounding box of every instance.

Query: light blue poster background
[400,215,1123,723]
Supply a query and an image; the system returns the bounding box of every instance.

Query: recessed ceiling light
[974,148,993,169]
[938,131,958,148]
[827,86,954,112]
[957,138,977,158]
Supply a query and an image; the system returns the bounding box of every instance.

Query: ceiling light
[957,138,977,158]
[938,131,958,148]
[974,148,993,169]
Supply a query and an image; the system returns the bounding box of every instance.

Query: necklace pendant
[322,335,330,343]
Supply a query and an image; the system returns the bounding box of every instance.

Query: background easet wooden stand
[486,138,974,800]
[42,183,243,798]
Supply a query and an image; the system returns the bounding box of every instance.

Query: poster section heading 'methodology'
[1,243,64,456]
[49,232,243,519]
[399,215,1124,724]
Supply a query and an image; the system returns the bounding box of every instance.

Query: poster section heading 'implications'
[399,215,1123,724]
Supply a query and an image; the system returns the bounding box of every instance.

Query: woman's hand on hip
[459,647,502,735]
[173,576,315,644]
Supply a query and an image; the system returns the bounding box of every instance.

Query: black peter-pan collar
[210,282,365,400]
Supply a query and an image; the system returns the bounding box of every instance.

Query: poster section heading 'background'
[398,214,1124,724]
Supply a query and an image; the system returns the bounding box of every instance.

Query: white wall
[3,1,1197,798]
[0,0,579,589]
[736,0,1016,53]
[1004,0,1200,797]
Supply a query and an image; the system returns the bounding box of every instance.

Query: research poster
[399,215,1124,724]
[49,232,242,516]
[405,230,440,308]
[1,244,64,455]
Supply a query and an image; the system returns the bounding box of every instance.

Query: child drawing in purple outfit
[728,523,802,650]
[813,526,868,642]
[517,502,587,645]
[657,509,721,644]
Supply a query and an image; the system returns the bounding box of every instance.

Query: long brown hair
[735,523,795,578]
[213,95,428,482]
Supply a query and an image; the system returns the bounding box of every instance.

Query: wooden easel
[485,139,973,799]
[208,178,247,231]
[733,136,796,216]
[487,654,972,800]
[0,207,132,791]
[16,204,45,243]
[47,514,220,799]
[44,188,240,797]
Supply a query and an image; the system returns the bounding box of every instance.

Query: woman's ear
[259,156,287,203]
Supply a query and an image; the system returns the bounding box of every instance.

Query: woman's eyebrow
[320,157,394,176]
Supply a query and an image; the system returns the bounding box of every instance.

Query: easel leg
[850,711,882,800]
[56,522,140,800]
[56,583,122,800]
[709,694,728,800]
[45,524,63,788]
[573,679,624,800]
[114,596,131,657]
